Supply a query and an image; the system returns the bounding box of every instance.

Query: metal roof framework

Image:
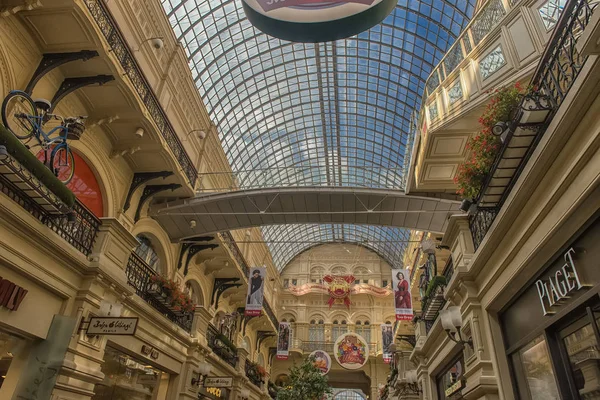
[161,0,475,270]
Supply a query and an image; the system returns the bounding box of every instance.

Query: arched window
[332,319,347,340]
[309,319,324,342]
[355,320,371,343]
[135,235,161,273]
[333,390,366,400]
[38,150,104,217]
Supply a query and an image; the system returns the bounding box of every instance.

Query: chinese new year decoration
[323,275,354,309]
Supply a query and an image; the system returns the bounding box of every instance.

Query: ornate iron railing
[207,324,238,368]
[84,0,198,186]
[245,360,264,389]
[125,253,193,332]
[442,256,455,284]
[263,300,279,329]
[0,172,100,255]
[469,0,597,249]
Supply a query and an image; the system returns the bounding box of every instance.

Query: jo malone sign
[535,248,583,316]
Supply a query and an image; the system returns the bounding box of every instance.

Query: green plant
[276,356,332,400]
[216,333,237,351]
[454,82,527,200]
[0,124,75,207]
[424,276,447,298]
[149,275,195,312]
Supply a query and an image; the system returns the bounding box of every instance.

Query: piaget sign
[535,248,583,316]
[86,317,139,335]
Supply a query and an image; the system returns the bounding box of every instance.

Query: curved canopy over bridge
[161,0,475,269]
[151,187,459,238]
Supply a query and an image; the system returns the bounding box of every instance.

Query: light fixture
[191,361,212,386]
[240,388,250,399]
[184,129,207,140]
[133,37,164,51]
[135,127,144,138]
[492,121,510,142]
[440,306,473,349]
[189,220,197,229]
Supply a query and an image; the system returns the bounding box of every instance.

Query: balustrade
[125,253,193,332]
[207,324,238,368]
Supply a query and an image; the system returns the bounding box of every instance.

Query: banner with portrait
[245,266,266,316]
[276,322,291,360]
[381,323,393,364]
[392,268,413,321]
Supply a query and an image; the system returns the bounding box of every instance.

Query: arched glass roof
[162,0,475,270]
[262,224,411,271]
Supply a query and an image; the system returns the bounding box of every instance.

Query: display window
[436,355,464,400]
[501,216,600,399]
[0,331,25,390]
[92,346,169,400]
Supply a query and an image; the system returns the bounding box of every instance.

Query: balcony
[409,0,578,194]
[125,253,194,332]
[421,258,454,334]
[294,339,379,356]
[207,324,238,368]
[468,0,598,249]
[0,127,100,256]
[245,360,264,389]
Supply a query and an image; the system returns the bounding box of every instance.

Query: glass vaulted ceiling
[162,0,475,270]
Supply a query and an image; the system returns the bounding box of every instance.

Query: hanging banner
[309,350,332,375]
[381,324,393,364]
[277,322,291,360]
[392,268,413,321]
[245,266,266,316]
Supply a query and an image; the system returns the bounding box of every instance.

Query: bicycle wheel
[1,91,37,140]
[51,145,75,185]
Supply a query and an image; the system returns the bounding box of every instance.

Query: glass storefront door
[92,346,169,400]
[558,306,600,399]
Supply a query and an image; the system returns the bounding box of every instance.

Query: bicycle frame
[22,113,69,148]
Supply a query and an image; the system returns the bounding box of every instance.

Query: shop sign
[445,380,463,396]
[535,248,584,316]
[203,376,233,388]
[198,387,229,399]
[0,276,28,311]
[141,344,159,360]
[86,317,138,335]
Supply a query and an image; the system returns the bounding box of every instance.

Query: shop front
[436,355,465,400]
[198,385,231,400]
[0,261,71,399]
[500,215,600,399]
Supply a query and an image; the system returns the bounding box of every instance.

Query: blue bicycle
[1,90,86,184]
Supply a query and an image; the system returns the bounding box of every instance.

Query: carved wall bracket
[25,51,99,94]
[134,183,181,221]
[211,278,242,308]
[49,75,114,112]
[124,171,173,211]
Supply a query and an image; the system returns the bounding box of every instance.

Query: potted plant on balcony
[454,82,527,205]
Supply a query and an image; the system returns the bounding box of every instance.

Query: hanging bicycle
[1,90,86,184]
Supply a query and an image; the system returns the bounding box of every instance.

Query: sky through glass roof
[162,0,475,270]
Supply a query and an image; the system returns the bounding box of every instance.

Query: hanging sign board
[245,266,266,316]
[241,0,396,42]
[204,377,233,388]
[392,268,413,321]
[86,317,138,335]
[277,322,291,360]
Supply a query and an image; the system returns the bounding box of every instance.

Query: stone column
[51,218,138,400]
[193,305,214,345]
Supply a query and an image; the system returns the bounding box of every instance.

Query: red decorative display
[37,150,104,217]
[323,275,354,309]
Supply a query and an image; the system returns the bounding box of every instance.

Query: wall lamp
[240,388,250,399]
[185,129,207,140]
[191,361,212,387]
[440,306,473,349]
[492,121,510,142]
[133,37,164,52]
